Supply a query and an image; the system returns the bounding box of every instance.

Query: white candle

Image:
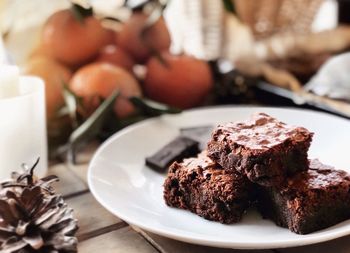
[0,75,47,180]
[0,65,20,99]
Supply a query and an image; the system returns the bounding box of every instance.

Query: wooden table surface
[53,143,350,253]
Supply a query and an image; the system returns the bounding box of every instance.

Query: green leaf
[67,89,119,162]
[70,3,93,24]
[129,97,181,116]
[61,81,79,128]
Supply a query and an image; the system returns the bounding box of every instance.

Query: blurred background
[1,0,349,162]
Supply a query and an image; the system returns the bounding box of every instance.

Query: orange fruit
[96,44,135,72]
[116,12,171,63]
[69,62,142,118]
[144,53,213,109]
[42,9,111,66]
[24,56,72,119]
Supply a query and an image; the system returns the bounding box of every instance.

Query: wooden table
[53,143,350,253]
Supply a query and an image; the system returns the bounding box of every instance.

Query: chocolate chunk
[146,136,199,172]
[180,125,213,150]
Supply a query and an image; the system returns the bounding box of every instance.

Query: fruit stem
[70,3,94,25]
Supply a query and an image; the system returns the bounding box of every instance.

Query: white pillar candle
[0,75,47,180]
[0,65,20,99]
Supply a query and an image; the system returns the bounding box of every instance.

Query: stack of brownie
[163,112,350,234]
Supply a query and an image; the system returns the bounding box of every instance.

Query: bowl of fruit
[10,1,220,160]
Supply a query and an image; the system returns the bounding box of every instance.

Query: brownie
[163,151,254,224]
[257,159,350,234]
[207,113,313,186]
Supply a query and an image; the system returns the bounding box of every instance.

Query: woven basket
[234,0,324,39]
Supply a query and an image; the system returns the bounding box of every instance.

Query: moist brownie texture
[207,113,313,186]
[257,159,350,234]
[163,151,254,224]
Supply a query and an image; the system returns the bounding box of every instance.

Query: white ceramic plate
[88,106,350,249]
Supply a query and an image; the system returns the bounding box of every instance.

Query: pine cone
[0,159,78,253]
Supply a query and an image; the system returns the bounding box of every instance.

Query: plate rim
[88,105,350,249]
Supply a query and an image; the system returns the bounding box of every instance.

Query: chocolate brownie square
[163,151,254,224]
[257,159,350,234]
[207,113,313,186]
